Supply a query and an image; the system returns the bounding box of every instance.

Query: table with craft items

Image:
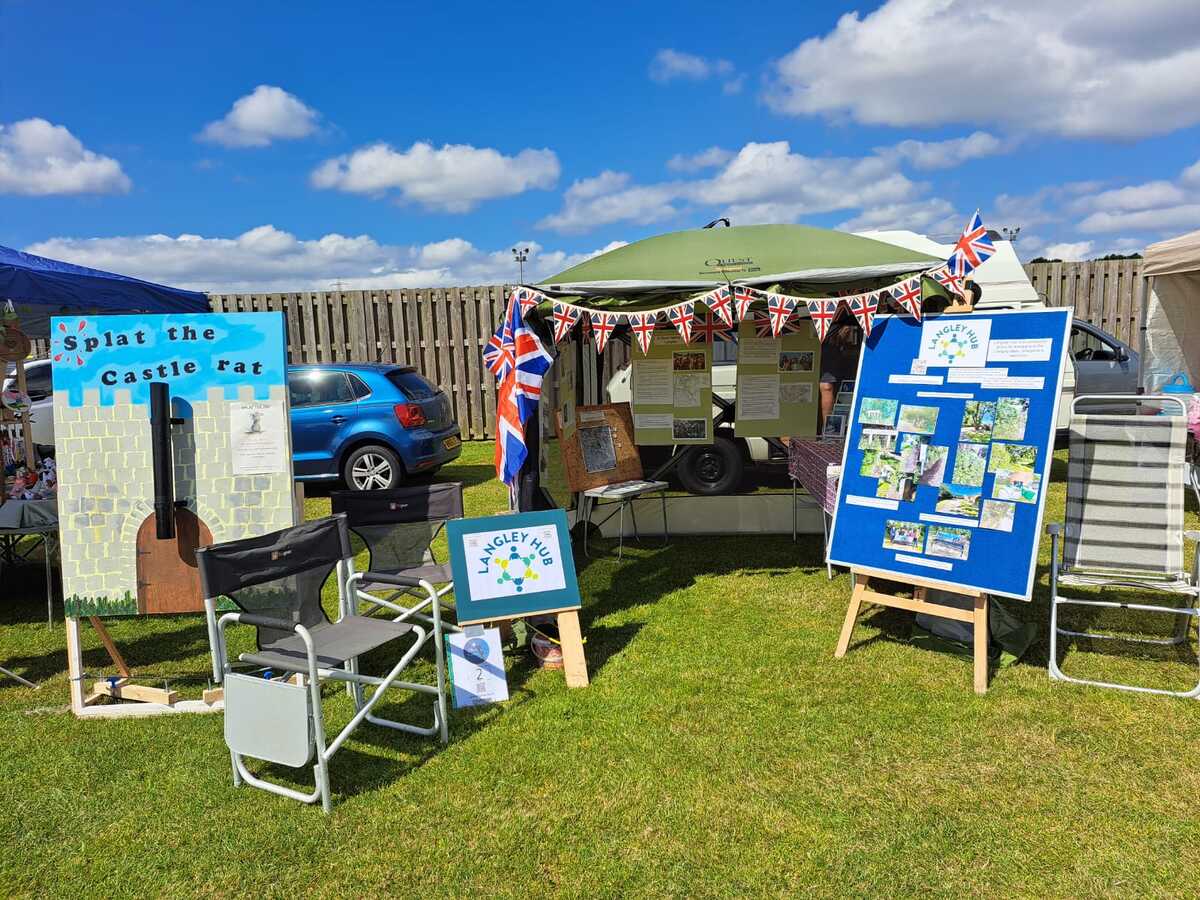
[0,497,58,625]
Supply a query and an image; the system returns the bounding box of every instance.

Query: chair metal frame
[1048,394,1200,698]
[579,481,669,560]
[200,515,449,812]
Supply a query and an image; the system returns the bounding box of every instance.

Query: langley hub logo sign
[918,319,992,368]
[467,526,567,600]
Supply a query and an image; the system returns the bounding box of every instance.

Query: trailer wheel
[677,436,744,496]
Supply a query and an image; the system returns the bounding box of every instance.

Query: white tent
[855,231,1041,309]
[1141,229,1200,392]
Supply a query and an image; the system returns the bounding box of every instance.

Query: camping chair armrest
[1185,530,1200,544]
[360,572,425,589]
[235,613,299,632]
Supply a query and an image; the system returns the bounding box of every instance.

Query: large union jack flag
[487,294,553,486]
[694,310,734,344]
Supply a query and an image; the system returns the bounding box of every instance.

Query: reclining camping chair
[1048,394,1200,697]
[197,514,448,812]
[331,483,463,631]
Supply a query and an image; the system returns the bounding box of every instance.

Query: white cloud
[764,0,1200,138]
[198,85,320,148]
[1078,204,1200,234]
[311,141,559,213]
[1040,241,1094,261]
[24,226,622,293]
[539,141,925,234]
[666,147,735,173]
[1182,159,1200,187]
[649,49,742,94]
[0,118,130,195]
[879,132,1006,170]
[837,198,961,237]
[1085,180,1187,213]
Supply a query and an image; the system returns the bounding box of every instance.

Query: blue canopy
[0,244,210,337]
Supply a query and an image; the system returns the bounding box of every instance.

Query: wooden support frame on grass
[835,571,989,694]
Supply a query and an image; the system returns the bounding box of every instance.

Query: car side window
[288,371,355,408]
[1071,325,1120,362]
[23,364,53,400]
[347,373,372,399]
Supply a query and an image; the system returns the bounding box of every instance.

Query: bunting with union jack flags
[848,292,879,337]
[929,265,965,297]
[765,293,797,337]
[513,287,541,319]
[703,287,735,327]
[752,312,806,338]
[891,278,923,321]
[806,298,838,341]
[488,293,553,486]
[550,302,581,343]
[589,310,618,354]
[732,284,757,321]
[667,301,695,343]
[628,311,658,354]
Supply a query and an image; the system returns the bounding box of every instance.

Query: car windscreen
[386,369,438,400]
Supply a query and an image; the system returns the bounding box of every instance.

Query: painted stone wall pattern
[51,312,293,617]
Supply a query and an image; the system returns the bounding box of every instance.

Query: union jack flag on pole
[806,298,838,341]
[489,294,553,486]
[589,310,618,354]
[849,292,879,337]
[891,278,923,321]
[628,311,658,354]
[550,302,582,343]
[952,210,995,272]
[667,301,695,342]
[765,293,797,337]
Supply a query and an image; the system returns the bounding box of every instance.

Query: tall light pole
[512,247,529,284]
[1001,226,1021,243]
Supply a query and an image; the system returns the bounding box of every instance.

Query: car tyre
[343,444,403,491]
[677,436,744,496]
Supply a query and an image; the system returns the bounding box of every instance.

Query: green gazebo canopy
[540,224,942,297]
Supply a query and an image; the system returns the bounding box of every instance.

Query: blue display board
[827,309,1072,600]
[446,509,581,625]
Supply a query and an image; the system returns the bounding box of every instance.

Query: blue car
[287,363,461,490]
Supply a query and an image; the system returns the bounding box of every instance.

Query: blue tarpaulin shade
[0,244,210,337]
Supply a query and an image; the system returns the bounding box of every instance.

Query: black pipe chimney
[149,382,176,540]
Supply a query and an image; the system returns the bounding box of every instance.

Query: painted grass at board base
[827,309,1072,600]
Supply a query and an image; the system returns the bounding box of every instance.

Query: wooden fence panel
[1024,258,1143,347]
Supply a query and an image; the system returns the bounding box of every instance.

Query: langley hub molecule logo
[928,323,982,363]
[474,529,556,594]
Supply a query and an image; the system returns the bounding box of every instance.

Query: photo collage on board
[856,391,1038,565]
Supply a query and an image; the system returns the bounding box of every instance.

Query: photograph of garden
[897,404,939,434]
[858,397,898,427]
[951,442,988,486]
[959,401,997,443]
[988,442,1038,474]
[935,483,981,518]
[993,397,1030,441]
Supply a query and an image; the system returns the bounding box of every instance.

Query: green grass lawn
[3,442,1200,897]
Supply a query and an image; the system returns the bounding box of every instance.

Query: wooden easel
[833,284,991,694]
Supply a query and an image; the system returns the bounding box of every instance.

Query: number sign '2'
[446,509,581,625]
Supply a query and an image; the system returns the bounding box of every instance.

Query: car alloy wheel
[350,452,394,490]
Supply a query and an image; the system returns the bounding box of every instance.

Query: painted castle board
[51,312,294,617]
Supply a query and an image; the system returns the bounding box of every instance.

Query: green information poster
[631,327,713,445]
[734,318,821,438]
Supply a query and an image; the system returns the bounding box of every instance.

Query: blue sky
[4,0,1200,291]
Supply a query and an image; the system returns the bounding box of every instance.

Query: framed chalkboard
[446,509,582,625]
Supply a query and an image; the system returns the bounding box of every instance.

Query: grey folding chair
[197,514,448,812]
[331,483,463,628]
[1048,394,1200,697]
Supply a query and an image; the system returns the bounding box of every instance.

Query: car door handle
[330,415,346,424]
